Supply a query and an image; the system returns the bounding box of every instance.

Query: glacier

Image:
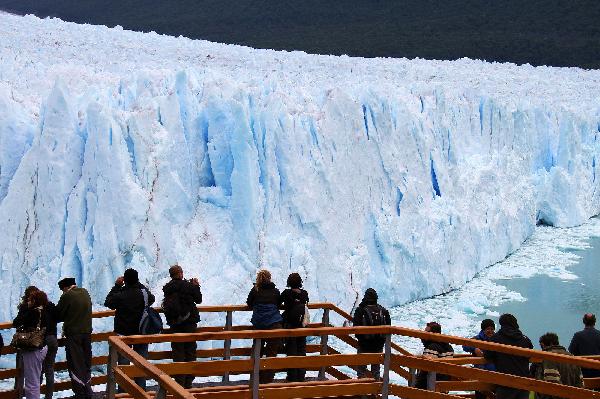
[0,13,600,322]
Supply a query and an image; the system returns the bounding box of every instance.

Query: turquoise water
[488,235,600,349]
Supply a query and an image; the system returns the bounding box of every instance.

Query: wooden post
[251,338,261,399]
[427,371,437,391]
[222,310,233,383]
[408,368,416,387]
[14,351,24,399]
[381,334,391,399]
[318,308,330,380]
[106,343,118,399]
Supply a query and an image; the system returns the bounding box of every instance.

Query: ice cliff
[0,13,599,321]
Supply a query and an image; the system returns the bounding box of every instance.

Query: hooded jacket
[105,282,155,335]
[484,323,533,377]
[352,289,391,350]
[533,345,583,399]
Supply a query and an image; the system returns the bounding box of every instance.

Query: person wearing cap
[104,268,155,390]
[462,319,496,399]
[484,314,533,399]
[352,288,391,380]
[568,313,600,378]
[56,277,93,399]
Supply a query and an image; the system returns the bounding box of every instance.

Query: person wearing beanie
[484,314,533,399]
[56,277,93,399]
[352,288,391,380]
[568,313,600,378]
[104,268,155,390]
[462,319,496,399]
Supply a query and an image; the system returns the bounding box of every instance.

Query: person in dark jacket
[105,268,155,390]
[462,319,496,399]
[246,269,282,384]
[13,289,51,399]
[568,313,600,378]
[415,322,454,389]
[484,314,533,399]
[162,264,202,388]
[56,277,93,399]
[42,297,58,399]
[279,273,309,382]
[531,332,583,399]
[352,288,391,380]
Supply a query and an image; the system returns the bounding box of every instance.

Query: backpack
[162,291,191,327]
[287,300,309,328]
[139,289,163,334]
[360,304,386,341]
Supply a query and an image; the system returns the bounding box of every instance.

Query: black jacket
[568,327,600,377]
[162,278,203,325]
[352,291,391,351]
[280,288,309,326]
[13,306,50,334]
[246,282,280,308]
[104,282,155,335]
[484,326,533,377]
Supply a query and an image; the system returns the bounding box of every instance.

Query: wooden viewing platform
[1,303,600,398]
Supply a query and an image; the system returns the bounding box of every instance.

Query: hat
[58,277,76,290]
[123,268,139,285]
[481,319,495,331]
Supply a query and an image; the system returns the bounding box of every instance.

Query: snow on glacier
[0,13,600,323]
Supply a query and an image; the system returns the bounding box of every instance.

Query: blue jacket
[251,304,283,329]
[462,330,496,371]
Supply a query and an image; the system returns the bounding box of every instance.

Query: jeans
[42,335,58,399]
[285,335,307,382]
[257,322,282,384]
[170,323,197,388]
[117,344,149,391]
[356,346,382,380]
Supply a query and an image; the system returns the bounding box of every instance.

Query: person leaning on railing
[279,273,310,382]
[246,269,283,384]
[352,288,391,380]
[56,277,93,399]
[483,313,533,399]
[531,332,583,399]
[415,321,454,389]
[104,268,155,391]
[462,319,496,399]
[12,289,52,399]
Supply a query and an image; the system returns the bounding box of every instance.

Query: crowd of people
[5,266,600,399]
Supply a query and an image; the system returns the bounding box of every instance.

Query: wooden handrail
[393,353,600,399]
[0,302,337,331]
[109,336,194,399]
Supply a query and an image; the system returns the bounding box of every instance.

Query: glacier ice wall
[0,14,599,320]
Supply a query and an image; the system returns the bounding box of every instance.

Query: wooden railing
[0,302,375,398]
[107,325,600,399]
[3,303,600,399]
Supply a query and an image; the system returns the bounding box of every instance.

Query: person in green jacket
[56,277,93,399]
[532,332,583,399]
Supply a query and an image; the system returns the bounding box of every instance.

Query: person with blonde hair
[246,269,282,383]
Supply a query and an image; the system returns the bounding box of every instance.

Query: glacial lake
[489,234,600,349]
